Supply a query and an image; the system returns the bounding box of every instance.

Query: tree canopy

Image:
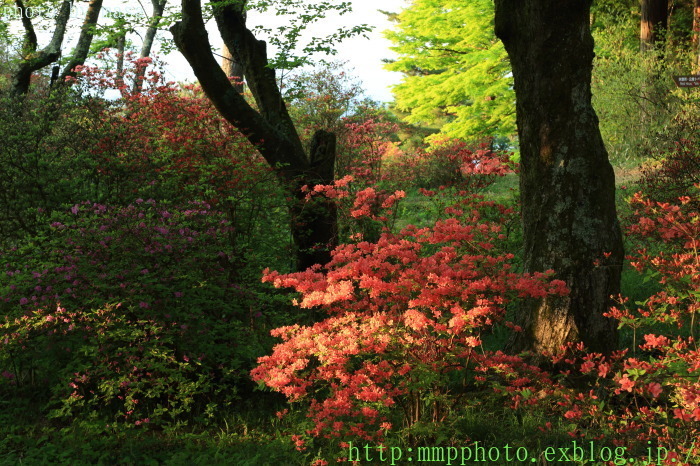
[384,0,515,144]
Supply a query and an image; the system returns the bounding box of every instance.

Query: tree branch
[132,0,168,94]
[12,0,72,96]
[60,0,104,81]
[15,0,38,55]
[170,0,308,176]
[211,0,303,155]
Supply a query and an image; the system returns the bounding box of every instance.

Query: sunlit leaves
[384,0,515,143]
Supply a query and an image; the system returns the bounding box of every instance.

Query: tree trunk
[292,130,338,270]
[60,0,104,81]
[171,0,337,271]
[693,0,700,72]
[11,0,72,96]
[640,0,669,52]
[221,43,245,94]
[115,33,127,96]
[494,0,624,355]
[132,0,168,94]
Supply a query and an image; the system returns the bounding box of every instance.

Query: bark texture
[693,0,700,72]
[640,0,669,52]
[59,0,104,82]
[494,0,624,355]
[11,0,72,96]
[171,0,337,271]
[221,43,245,93]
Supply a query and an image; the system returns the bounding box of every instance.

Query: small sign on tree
[673,75,700,87]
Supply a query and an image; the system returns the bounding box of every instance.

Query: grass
[393,173,520,232]
[0,394,307,465]
[481,173,519,204]
[0,425,303,465]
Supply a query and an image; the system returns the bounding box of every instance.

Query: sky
[2,0,407,102]
[165,0,408,103]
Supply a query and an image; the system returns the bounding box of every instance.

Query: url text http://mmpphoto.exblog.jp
[346,440,693,465]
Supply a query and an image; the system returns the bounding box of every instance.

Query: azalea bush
[301,137,515,245]
[503,184,700,463]
[301,174,407,245]
[285,67,407,245]
[639,110,700,209]
[605,184,700,458]
[0,302,214,429]
[73,56,286,230]
[0,200,289,427]
[0,90,105,246]
[70,56,292,274]
[395,138,513,190]
[335,109,401,185]
[252,153,569,452]
[251,137,700,463]
[101,84,289,268]
[254,200,567,444]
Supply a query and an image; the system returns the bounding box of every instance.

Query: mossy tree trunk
[494,0,624,355]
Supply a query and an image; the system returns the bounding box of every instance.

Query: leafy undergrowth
[0,396,591,466]
[0,422,301,465]
[0,393,305,465]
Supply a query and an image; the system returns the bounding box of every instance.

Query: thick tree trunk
[640,0,669,52]
[293,130,338,270]
[494,0,624,355]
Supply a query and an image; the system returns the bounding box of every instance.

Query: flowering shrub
[69,56,290,273]
[509,185,700,462]
[392,138,513,190]
[302,175,406,244]
[639,110,700,208]
[336,113,401,185]
[0,201,283,427]
[252,150,700,463]
[607,185,699,457]
[1,303,212,428]
[72,55,280,208]
[252,192,568,447]
[0,90,106,245]
[302,137,515,246]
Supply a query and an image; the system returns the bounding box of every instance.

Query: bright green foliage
[591,9,697,163]
[384,0,515,143]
